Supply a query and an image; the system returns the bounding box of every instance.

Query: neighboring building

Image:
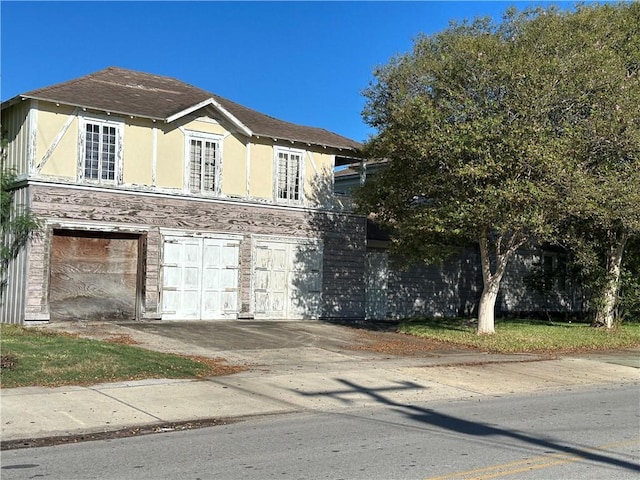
[1,67,365,324]
[335,163,584,320]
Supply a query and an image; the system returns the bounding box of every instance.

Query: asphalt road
[2,385,639,480]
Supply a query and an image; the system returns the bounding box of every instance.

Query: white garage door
[253,239,322,319]
[162,236,240,320]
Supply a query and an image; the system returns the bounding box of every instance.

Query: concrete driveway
[121,319,450,371]
[43,319,543,374]
[124,320,364,351]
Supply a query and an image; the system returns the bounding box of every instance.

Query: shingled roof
[9,67,361,151]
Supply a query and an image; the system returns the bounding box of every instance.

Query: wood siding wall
[498,249,584,314]
[0,186,30,323]
[375,247,584,320]
[385,249,483,319]
[2,101,32,175]
[24,183,367,321]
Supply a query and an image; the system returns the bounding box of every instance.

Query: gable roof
[5,67,361,151]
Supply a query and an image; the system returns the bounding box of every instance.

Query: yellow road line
[425,438,639,480]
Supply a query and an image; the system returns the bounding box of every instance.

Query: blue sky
[2,1,572,143]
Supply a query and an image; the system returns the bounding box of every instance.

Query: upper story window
[79,117,123,184]
[275,147,303,203]
[186,132,221,194]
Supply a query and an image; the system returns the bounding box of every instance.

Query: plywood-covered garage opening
[49,230,143,321]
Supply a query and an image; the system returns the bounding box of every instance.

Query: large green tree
[357,13,560,334]
[357,3,639,333]
[543,3,640,328]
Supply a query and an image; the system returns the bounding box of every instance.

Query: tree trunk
[477,281,500,335]
[477,228,526,335]
[593,230,628,329]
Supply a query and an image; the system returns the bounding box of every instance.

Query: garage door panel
[182,291,200,316]
[221,292,237,312]
[272,249,287,269]
[203,269,220,289]
[164,242,182,265]
[183,267,200,289]
[184,243,201,263]
[255,248,271,269]
[203,243,221,265]
[220,270,237,289]
[271,292,286,312]
[255,292,268,313]
[162,236,240,320]
[272,271,286,290]
[203,293,220,314]
[162,290,180,314]
[222,245,238,265]
[163,266,181,289]
[307,274,322,292]
[255,270,269,290]
[253,239,323,319]
[294,246,320,271]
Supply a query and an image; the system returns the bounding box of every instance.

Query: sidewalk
[2,346,638,447]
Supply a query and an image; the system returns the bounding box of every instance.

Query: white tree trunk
[477,281,500,335]
[477,228,526,335]
[594,230,628,329]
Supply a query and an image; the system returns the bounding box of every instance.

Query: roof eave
[253,133,361,153]
[1,95,29,111]
[13,95,167,122]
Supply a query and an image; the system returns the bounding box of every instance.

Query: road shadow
[298,378,640,474]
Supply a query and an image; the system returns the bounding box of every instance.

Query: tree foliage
[543,3,640,327]
[357,11,563,334]
[1,137,41,296]
[356,3,639,333]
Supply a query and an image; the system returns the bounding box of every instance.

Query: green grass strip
[398,318,640,354]
[0,324,216,388]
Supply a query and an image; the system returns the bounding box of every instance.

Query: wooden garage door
[49,231,139,321]
[161,236,240,320]
[253,239,322,319]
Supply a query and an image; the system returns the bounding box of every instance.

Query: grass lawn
[398,318,640,354]
[0,324,244,389]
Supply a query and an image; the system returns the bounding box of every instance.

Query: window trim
[184,130,223,196]
[78,115,123,185]
[274,146,305,204]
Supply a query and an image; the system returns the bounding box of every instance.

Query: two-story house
[1,67,366,324]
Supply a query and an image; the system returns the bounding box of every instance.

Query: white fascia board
[165,98,252,137]
[18,96,165,122]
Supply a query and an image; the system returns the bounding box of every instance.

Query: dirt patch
[103,334,141,345]
[188,356,248,376]
[348,329,477,356]
[0,355,18,370]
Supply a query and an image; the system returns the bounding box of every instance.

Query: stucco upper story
[1,67,361,209]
